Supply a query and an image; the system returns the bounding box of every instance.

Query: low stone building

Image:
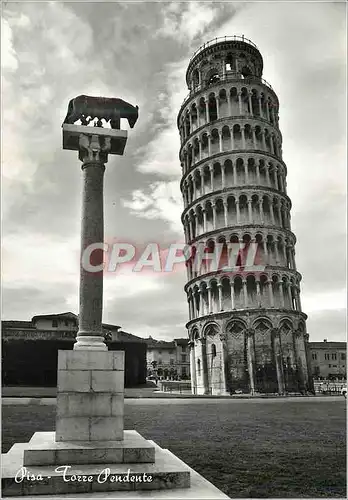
[145,337,190,379]
[2,312,147,387]
[309,340,346,380]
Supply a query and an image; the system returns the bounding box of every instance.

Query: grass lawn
[2,398,346,498]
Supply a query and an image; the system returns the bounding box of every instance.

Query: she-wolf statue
[62,95,139,129]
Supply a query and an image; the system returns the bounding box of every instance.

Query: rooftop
[189,35,259,64]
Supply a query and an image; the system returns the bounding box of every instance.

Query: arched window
[212,344,217,357]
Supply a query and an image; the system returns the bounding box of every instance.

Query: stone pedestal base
[1,348,228,497]
[23,431,155,466]
[2,440,229,498]
[56,350,124,442]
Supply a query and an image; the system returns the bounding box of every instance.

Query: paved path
[2,395,343,405]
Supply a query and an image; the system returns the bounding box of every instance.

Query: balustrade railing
[189,35,259,63]
[180,74,274,109]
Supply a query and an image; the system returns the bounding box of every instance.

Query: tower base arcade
[188,310,314,396]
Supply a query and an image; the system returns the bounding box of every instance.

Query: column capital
[245,328,255,337]
[78,133,111,165]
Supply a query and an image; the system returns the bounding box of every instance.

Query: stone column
[263,239,268,266]
[258,96,263,118]
[279,282,285,308]
[198,138,202,161]
[207,134,212,156]
[293,331,305,392]
[268,280,274,307]
[274,241,280,264]
[236,200,241,223]
[247,199,252,223]
[203,209,207,233]
[241,126,246,149]
[256,279,261,307]
[265,164,271,186]
[246,330,255,394]
[243,279,248,308]
[270,202,275,225]
[252,127,257,149]
[212,202,217,229]
[244,161,249,183]
[205,100,210,123]
[188,112,193,134]
[217,283,223,311]
[259,200,264,224]
[189,341,197,395]
[198,289,204,316]
[221,163,226,188]
[210,166,214,191]
[248,92,253,115]
[230,280,235,309]
[256,162,261,184]
[75,134,111,351]
[189,216,194,241]
[216,96,220,120]
[266,100,271,121]
[227,93,232,116]
[261,130,266,151]
[291,248,297,271]
[238,91,243,115]
[295,287,302,312]
[192,177,197,200]
[201,337,210,395]
[277,203,282,227]
[223,200,228,227]
[230,128,234,150]
[233,163,237,185]
[272,328,285,394]
[218,130,223,152]
[207,286,213,313]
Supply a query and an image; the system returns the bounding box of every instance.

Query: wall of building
[2,338,146,387]
[146,338,191,379]
[33,318,77,331]
[309,342,346,380]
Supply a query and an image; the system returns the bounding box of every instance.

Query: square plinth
[23,431,155,466]
[62,124,127,156]
[2,437,190,497]
[56,350,125,442]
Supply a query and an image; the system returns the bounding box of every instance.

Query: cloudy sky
[2,0,346,342]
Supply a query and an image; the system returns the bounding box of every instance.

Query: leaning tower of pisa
[177,36,313,395]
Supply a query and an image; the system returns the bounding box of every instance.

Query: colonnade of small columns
[180,124,282,171]
[185,236,297,280]
[178,86,279,140]
[183,193,291,241]
[186,274,302,321]
[182,157,287,205]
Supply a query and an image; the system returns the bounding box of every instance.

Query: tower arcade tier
[177,36,313,396]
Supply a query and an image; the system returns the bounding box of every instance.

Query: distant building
[145,337,190,379]
[2,312,147,387]
[309,340,346,380]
